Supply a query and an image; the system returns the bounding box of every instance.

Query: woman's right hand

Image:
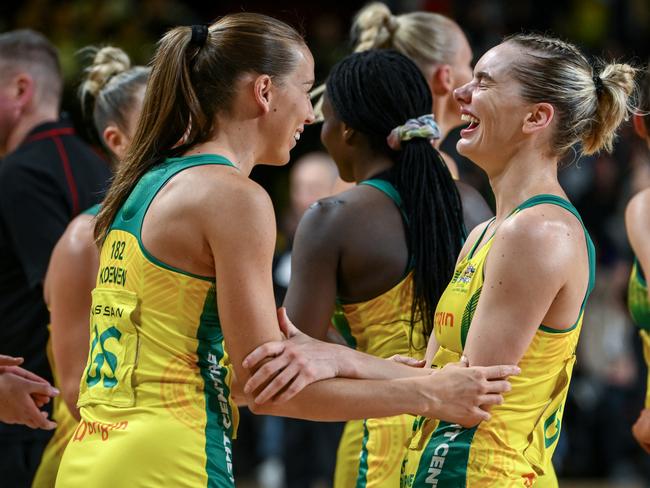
[0,368,58,430]
[0,354,23,369]
[417,361,519,427]
[242,308,342,404]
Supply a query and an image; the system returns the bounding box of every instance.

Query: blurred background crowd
[1,0,650,486]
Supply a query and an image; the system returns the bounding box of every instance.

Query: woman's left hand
[242,308,342,405]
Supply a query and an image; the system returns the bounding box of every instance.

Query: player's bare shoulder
[495,202,586,276]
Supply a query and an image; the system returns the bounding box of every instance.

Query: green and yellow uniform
[333,179,428,488]
[628,258,650,407]
[31,336,81,487]
[401,195,595,488]
[33,204,101,487]
[56,155,239,488]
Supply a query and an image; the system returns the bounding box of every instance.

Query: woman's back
[321,178,428,356]
[57,155,239,487]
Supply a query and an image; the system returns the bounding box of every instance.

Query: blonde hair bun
[584,62,637,154]
[81,46,131,99]
[352,2,399,52]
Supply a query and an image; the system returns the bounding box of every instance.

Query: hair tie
[190,25,209,48]
[593,74,604,96]
[386,114,441,150]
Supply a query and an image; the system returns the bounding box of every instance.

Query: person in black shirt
[0,29,111,487]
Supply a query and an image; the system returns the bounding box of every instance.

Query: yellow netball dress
[628,258,650,407]
[401,194,595,488]
[31,335,80,487]
[33,204,101,487]
[55,154,239,488]
[332,178,428,488]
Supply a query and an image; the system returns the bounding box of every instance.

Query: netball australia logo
[458,264,476,284]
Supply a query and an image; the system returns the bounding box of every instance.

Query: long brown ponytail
[94,13,305,242]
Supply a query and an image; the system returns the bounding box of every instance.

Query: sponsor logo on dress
[425,424,463,485]
[434,312,454,333]
[207,352,233,432]
[72,420,129,442]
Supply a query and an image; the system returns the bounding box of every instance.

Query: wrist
[332,344,358,378]
[413,372,441,417]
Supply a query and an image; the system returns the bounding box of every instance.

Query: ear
[342,122,356,145]
[633,113,648,141]
[430,64,453,96]
[522,103,554,134]
[252,74,273,115]
[14,73,35,110]
[102,125,128,161]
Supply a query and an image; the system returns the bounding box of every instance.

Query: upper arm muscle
[205,179,283,386]
[284,202,342,339]
[463,211,573,366]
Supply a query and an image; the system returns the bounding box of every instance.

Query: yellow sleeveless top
[401,194,595,488]
[628,259,650,407]
[56,155,239,488]
[34,205,100,487]
[332,179,428,488]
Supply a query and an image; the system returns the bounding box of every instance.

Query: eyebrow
[475,71,495,82]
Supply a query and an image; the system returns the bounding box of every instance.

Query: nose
[454,81,472,104]
[305,98,316,125]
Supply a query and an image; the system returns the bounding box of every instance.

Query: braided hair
[326,50,464,341]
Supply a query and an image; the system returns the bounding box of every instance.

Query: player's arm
[46,215,98,420]
[241,307,436,404]
[205,178,516,425]
[625,189,650,450]
[243,217,498,401]
[626,189,650,303]
[462,209,574,366]
[283,200,341,340]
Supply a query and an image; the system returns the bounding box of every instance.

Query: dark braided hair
[326,49,464,341]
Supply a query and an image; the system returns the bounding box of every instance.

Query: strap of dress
[512,193,596,308]
[359,178,406,223]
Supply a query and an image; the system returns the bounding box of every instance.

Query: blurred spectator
[0,29,110,487]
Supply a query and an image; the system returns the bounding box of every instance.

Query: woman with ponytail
[55,14,516,488]
[33,46,149,486]
[398,34,636,486]
[625,65,650,454]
